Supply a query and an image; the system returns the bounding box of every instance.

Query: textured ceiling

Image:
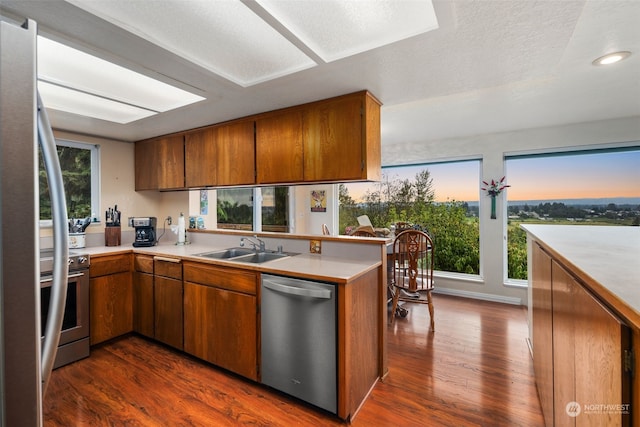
[1,0,639,165]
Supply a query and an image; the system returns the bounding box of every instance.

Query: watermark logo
[565,401,630,417]
[566,401,581,417]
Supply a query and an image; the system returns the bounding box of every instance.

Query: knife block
[105,226,121,246]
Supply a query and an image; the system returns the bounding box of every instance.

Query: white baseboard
[433,287,522,305]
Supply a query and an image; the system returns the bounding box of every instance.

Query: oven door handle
[38,91,70,394]
[40,272,84,285]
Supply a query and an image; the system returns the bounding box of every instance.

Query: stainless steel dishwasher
[261,274,337,414]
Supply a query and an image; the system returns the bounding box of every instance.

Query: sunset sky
[345,149,640,203]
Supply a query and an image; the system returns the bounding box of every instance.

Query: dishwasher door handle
[263,279,332,299]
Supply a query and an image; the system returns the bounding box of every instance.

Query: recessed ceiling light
[592,51,631,66]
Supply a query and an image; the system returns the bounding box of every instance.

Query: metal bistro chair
[389,229,435,331]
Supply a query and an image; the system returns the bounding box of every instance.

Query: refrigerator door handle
[37,91,69,393]
[263,279,332,299]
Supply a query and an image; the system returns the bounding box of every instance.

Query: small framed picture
[310,190,326,212]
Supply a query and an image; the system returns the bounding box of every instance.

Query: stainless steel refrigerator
[1,18,69,426]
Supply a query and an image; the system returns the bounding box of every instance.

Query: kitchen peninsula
[523,225,639,425]
[81,230,388,422]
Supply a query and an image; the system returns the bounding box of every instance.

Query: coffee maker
[129,217,157,247]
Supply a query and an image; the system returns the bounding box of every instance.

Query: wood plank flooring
[43,295,544,426]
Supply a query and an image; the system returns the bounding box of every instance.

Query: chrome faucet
[240,235,266,252]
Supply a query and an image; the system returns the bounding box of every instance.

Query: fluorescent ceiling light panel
[38,81,157,124]
[37,36,204,114]
[66,0,317,87]
[255,0,439,62]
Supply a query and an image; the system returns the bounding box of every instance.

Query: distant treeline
[508,202,640,219]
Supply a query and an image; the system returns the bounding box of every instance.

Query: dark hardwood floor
[44,294,544,426]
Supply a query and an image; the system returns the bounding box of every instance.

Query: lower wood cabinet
[531,242,632,426]
[89,254,133,345]
[154,273,183,350]
[132,255,184,350]
[183,262,257,381]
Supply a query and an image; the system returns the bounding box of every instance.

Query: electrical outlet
[166,216,172,225]
[310,240,321,254]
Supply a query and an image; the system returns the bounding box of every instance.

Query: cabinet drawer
[154,256,183,279]
[183,261,257,295]
[134,254,154,274]
[90,253,131,278]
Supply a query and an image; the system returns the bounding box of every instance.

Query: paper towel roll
[178,213,186,243]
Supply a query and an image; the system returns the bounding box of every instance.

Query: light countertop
[80,242,381,284]
[522,224,640,328]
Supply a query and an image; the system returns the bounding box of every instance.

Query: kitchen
[1,1,639,426]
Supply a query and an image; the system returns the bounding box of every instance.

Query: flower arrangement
[481,176,510,196]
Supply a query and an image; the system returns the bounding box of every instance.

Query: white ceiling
[1,0,639,165]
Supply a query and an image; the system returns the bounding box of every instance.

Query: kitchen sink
[194,248,298,263]
[231,252,290,264]
[195,247,254,259]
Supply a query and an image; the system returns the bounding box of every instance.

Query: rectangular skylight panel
[256,0,439,62]
[38,81,157,124]
[37,36,204,113]
[66,0,316,87]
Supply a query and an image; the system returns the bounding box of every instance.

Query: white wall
[292,184,338,235]
[381,115,640,305]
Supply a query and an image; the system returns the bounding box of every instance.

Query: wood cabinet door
[133,271,154,338]
[551,261,577,427]
[185,128,216,187]
[212,287,257,380]
[256,110,303,183]
[90,271,133,345]
[183,282,216,363]
[183,281,257,380]
[552,260,632,426]
[215,121,255,186]
[135,139,159,190]
[532,243,554,426]
[573,272,631,426]
[303,94,363,182]
[154,276,183,350]
[157,135,185,190]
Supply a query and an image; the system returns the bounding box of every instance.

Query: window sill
[504,278,527,289]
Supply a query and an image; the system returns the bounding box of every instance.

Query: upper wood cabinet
[302,91,381,182]
[185,121,255,187]
[184,128,216,188]
[135,134,185,190]
[256,110,304,184]
[135,90,381,190]
[215,120,255,186]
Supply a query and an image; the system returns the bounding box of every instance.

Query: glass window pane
[39,144,93,220]
[339,160,481,275]
[216,188,254,231]
[262,186,290,233]
[506,148,640,280]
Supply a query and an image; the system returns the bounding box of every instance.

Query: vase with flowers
[481,177,510,219]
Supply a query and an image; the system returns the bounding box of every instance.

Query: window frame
[39,139,100,227]
[504,144,640,284]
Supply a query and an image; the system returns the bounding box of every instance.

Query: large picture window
[39,140,99,222]
[339,160,481,275]
[505,147,640,280]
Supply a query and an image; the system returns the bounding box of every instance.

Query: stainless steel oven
[40,249,90,369]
